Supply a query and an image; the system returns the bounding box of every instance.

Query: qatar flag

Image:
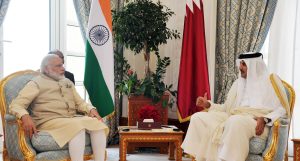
[177,0,210,122]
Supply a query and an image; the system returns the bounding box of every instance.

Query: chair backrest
[282,80,295,161]
[0,70,39,132]
[282,80,296,131]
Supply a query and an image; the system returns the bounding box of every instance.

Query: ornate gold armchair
[0,70,94,161]
[189,79,295,161]
[246,80,295,161]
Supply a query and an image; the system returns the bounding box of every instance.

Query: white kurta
[181,75,286,161]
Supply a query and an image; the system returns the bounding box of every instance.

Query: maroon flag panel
[177,0,211,122]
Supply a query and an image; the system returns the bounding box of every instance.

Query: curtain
[73,0,125,144]
[72,0,91,41]
[0,0,10,27]
[214,0,278,103]
[203,0,217,100]
[267,0,300,156]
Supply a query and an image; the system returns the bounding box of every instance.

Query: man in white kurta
[181,52,288,161]
[9,54,109,161]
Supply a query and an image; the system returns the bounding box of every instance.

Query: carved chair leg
[284,150,288,161]
[3,148,10,161]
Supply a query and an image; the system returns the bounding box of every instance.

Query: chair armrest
[4,114,36,160]
[263,118,289,161]
[5,113,17,122]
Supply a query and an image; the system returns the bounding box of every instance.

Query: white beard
[47,71,65,81]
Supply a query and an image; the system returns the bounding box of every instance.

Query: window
[2,0,49,76]
[65,0,84,54]
[261,1,300,154]
[66,55,86,99]
[260,33,270,65]
[1,0,87,98]
[64,0,87,99]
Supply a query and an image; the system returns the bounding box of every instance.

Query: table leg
[175,140,182,161]
[168,142,175,160]
[127,143,136,154]
[119,138,127,161]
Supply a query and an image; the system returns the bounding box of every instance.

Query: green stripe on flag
[84,41,114,117]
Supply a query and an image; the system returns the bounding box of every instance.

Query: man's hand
[255,117,265,136]
[196,93,210,108]
[21,114,37,138]
[89,109,103,121]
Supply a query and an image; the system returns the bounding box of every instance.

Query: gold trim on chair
[0,70,37,118]
[270,74,290,117]
[17,120,35,161]
[282,80,296,161]
[263,119,280,161]
[264,75,296,161]
[0,70,96,161]
[282,80,296,117]
[0,70,38,161]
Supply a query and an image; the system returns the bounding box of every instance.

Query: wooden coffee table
[119,126,184,161]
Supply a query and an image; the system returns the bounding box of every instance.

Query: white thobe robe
[181,76,286,161]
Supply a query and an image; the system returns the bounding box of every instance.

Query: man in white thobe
[181,52,288,161]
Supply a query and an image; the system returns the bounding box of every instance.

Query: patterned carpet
[0,144,293,161]
[106,145,294,161]
[106,145,192,161]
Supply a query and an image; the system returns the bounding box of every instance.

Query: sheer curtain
[267,0,300,156]
[72,0,91,41]
[0,0,10,26]
[0,0,10,79]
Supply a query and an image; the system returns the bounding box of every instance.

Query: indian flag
[84,0,114,117]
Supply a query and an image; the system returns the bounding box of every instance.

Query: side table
[292,139,300,161]
[119,126,184,161]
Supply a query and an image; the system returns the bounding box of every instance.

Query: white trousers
[69,129,107,161]
[181,112,269,161]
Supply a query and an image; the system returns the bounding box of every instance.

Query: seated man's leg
[218,115,257,161]
[89,129,107,161]
[182,111,228,161]
[69,129,86,161]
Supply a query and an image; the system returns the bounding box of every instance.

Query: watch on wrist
[263,117,271,123]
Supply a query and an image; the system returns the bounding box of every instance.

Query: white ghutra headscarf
[235,52,281,110]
